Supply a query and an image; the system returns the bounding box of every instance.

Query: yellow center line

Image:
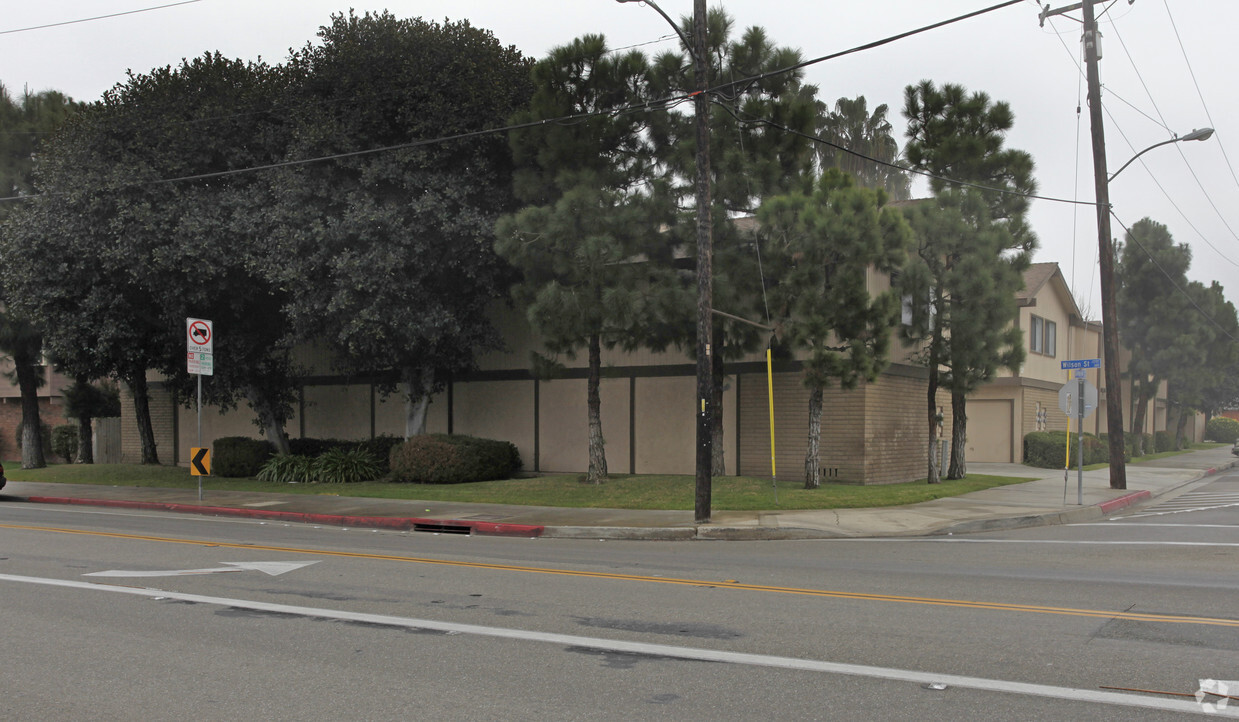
[5,521,1236,629]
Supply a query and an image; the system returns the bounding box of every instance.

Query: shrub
[51,424,79,463]
[213,436,275,477]
[288,437,348,457]
[256,454,316,484]
[311,447,383,483]
[355,435,404,474]
[389,434,521,484]
[1153,430,1178,453]
[1205,417,1239,443]
[1023,430,1107,468]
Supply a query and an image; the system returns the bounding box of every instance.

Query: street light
[617,0,714,523]
[1109,128,1214,182]
[1095,124,1214,481]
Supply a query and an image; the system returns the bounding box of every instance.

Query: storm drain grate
[411,522,472,535]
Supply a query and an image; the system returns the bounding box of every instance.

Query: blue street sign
[1061,358,1101,370]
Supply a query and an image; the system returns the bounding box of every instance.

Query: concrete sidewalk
[3,446,1235,540]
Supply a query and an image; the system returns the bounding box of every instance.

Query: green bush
[288,437,345,457]
[355,435,404,474]
[311,447,383,483]
[389,434,521,484]
[1205,417,1239,443]
[213,436,275,477]
[1153,430,1178,453]
[51,424,79,463]
[1023,431,1108,468]
[256,454,316,484]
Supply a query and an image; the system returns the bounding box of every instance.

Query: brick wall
[738,366,949,485]
[0,396,66,462]
[120,383,178,465]
[862,373,952,485]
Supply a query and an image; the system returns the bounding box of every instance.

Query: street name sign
[1061,358,1100,370]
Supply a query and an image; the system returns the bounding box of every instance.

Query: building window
[1030,315,1056,357]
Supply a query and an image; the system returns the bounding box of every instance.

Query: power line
[0,1,203,36]
[1161,0,1239,194]
[721,102,1096,208]
[1111,212,1237,341]
[0,1,1045,204]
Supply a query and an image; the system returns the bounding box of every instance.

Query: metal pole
[1077,377,1085,505]
[197,372,203,501]
[1081,0,1127,490]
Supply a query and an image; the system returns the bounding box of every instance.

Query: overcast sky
[5,0,1238,321]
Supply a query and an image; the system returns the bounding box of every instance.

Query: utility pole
[692,0,714,522]
[1041,0,1126,489]
[616,0,713,520]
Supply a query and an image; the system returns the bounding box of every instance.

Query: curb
[1097,490,1151,514]
[22,496,545,538]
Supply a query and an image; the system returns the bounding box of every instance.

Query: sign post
[1060,359,1100,504]
[187,318,214,501]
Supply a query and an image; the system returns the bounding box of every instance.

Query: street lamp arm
[1108,128,1215,183]
[615,0,700,63]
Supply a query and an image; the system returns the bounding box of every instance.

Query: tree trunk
[245,385,291,455]
[804,385,822,489]
[13,344,46,469]
[76,417,94,464]
[711,349,725,476]
[402,366,434,438]
[1174,408,1189,450]
[127,371,160,465]
[946,390,967,480]
[586,332,607,484]
[1130,375,1151,457]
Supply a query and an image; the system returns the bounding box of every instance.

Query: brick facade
[119,383,178,465]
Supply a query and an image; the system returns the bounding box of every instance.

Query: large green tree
[816,96,910,200]
[758,169,911,488]
[1165,281,1237,448]
[499,35,681,484]
[0,85,82,468]
[647,11,822,474]
[1117,218,1194,456]
[902,81,1037,481]
[271,12,532,438]
[2,54,296,462]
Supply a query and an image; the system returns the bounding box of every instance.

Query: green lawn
[4,463,1036,511]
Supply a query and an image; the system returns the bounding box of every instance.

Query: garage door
[967,400,1014,463]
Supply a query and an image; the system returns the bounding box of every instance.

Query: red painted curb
[1097,490,1151,514]
[23,496,544,538]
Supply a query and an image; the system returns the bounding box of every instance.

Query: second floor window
[1031,315,1056,356]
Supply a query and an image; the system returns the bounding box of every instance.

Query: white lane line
[1079,523,1239,529]
[0,572,1216,716]
[846,538,1239,547]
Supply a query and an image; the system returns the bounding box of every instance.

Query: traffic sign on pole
[1061,358,1100,370]
[187,318,213,354]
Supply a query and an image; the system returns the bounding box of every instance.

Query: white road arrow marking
[84,561,319,578]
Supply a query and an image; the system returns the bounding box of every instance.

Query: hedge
[52,424,79,463]
[1023,430,1109,468]
[213,436,275,477]
[389,434,521,484]
[1205,417,1239,444]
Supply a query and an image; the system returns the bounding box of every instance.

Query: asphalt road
[3,474,1238,720]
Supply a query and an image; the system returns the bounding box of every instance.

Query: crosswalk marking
[1124,490,1239,518]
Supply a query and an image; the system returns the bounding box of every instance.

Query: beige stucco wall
[451,380,535,473]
